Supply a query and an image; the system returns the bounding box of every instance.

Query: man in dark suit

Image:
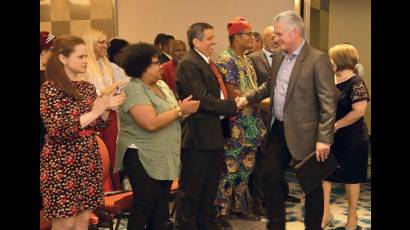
[247,26,301,217]
[247,25,278,127]
[175,22,238,230]
[154,33,175,64]
[245,32,263,55]
[237,11,337,230]
[248,26,277,87]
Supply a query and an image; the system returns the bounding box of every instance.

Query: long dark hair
[45,35,84,100]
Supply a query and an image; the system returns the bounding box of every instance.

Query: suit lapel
[284,44,308,109]
[192,49,219,79]
[190,49,220,89]
[191,49,209,66]
[260,51,270,72]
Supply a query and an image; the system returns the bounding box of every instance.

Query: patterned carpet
[270,168,371,230]
[106,155,371,230]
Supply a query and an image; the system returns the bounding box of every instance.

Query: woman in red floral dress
[40,35,125,229]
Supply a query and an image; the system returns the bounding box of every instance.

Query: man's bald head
[262,26,274,40]
[170,40,187,62]
[262,26,279,52]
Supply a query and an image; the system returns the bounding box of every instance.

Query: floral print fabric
[40,80,108,220]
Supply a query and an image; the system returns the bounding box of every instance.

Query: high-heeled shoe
[321,213,335,229]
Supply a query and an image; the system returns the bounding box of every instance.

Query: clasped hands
[93,81,127,114]
[178,95,200,119]
[234,96,248,111]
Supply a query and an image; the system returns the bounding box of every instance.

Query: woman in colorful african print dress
[40,35,125,230]
[214,16,266,226]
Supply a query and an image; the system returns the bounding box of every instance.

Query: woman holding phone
[82,28,127,189]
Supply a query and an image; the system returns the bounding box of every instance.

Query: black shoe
[252,204,266,216]
[286,195,301,203]
[231,211,261,221]
[217,215,233,229]
[164,219,174,230]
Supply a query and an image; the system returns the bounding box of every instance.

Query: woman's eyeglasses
[151,61,160,66]
[97,40,108,47]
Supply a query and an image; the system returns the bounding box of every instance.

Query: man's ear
[192,38,200,49]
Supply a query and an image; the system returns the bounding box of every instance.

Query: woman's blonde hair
[82,28,114,95]
[328,43,359,73]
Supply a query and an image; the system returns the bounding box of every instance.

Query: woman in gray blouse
[115,43,199,230]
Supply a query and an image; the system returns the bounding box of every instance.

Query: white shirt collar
[163,52,172,60]
[282,40,305,59]
[262,48,273,58]
[194,49,210,64]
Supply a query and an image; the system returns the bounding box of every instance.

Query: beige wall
[116,0,294,59]
[328,0,371,133]
[40,0,116,39]
[115,0,371,132]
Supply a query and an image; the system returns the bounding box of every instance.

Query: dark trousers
[248,147,265,208]
[175,149,223,230]
[249,150,292,209]
[123,148,172,230]
[260,121,323,230]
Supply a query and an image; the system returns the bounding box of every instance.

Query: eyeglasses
[151,61,160,66]
[96,40,108,46]
[238,32,253,37]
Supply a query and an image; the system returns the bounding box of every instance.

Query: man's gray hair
[273,10,304,37]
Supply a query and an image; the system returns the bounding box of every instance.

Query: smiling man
[213,16,266,227]
[175,22,238,230]
[236,10,337,230]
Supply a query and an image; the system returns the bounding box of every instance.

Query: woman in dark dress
[321,44,370,230]
[40,35,125,229]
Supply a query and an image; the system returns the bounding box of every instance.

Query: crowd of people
[40,9,370,230]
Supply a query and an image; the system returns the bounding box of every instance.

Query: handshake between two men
[234,96,271,113]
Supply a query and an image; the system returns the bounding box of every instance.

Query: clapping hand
[92,96,110,115]
[101,80,128,96]
[179,95,200,116]
[107,93,126,111]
